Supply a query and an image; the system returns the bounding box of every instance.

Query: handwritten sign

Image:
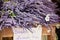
[12,25,42,40]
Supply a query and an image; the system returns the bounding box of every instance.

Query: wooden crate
[0,24,57,40]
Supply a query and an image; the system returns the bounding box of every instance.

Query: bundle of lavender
[0,0,59,30]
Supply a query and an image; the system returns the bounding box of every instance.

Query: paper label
[12,25,42,40]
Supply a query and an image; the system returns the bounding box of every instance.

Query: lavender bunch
[0,0,59,30]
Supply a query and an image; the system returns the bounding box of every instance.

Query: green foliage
[4,0,9,2]
[8,10,16,17]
